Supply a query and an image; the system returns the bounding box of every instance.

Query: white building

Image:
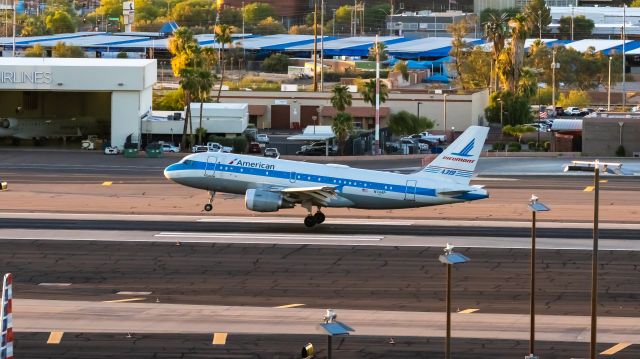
[0,57,156,147]
[144,103,249,136]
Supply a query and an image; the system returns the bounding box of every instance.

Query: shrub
[527,141,537,151]
[507,141,522,152]
[615,145,626,157]
[492,142,506,151]
[543,141,551,151]
[232,136,248,153]
[261,53,290,73]
[207,135,234,147]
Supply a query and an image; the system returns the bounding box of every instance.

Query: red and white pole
[1,273,14,359]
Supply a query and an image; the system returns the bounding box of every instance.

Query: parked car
[296,146,337,156]
[162,143,180,153]
[553,106,564,117]
[264,147,280,158]
[192,145,209,153]
[564,107,581,116]
[580,108,595,116]
[248,142,262,154]
[104,146,120,155]
[256,133,270,144]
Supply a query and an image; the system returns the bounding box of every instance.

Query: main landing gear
[303,205,326,228]
[203,191,215,212]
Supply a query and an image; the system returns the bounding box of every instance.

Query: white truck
[207,142,233,153]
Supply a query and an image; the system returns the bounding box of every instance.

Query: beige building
[217,90,490,135]
[582,116,640,157]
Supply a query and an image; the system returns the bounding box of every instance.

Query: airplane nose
[164,164,177,181]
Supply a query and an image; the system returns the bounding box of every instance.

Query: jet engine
[0,118,18,129]
[245,189,294,212]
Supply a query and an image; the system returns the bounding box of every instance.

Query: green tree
[20,15,47,36]
[253,16,285,35]
[46,9,76,33]
[524,40,552,85]
[24,44,46,57]
[523,0,551,38]
[244,2,276,26]
[484,91,532,125]
[363,3,390,33]
[52,42,85,58]
[632,0,640,6]
[168,27,198,77]
[502,124,536,143]
[214,24,233,102]
[219,6,243,27]
[517,67,538,99]
[557,90,590,108]
[153,88,185,110]
[508,14,528,92]
[261,53,290,73]
[331,112,353,155]
[480,7,519,26]
[388,111,434,136]
[134,0,164,23]
[170,0,216,27]
[94,0,122,20]
[333,5,352,33]
[330,84,353,112]
[359,79,388,107]
[459,45,491,89]
[289,24,320,35]
[367,42,388,62]
[117,51,128,58]
[558,15,594,40]
[448,16,472,90]
[393,61,409,82]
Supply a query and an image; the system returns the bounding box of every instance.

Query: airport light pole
[608,56,612,111]
[439,244,470,359]
[527,195,550,359]
[622,4,627,111]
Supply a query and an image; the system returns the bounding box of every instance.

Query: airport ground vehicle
[207,142,232,153]
[264,148,280,158]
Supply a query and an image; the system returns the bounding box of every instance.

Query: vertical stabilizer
[1,273,13,359]
[415,126,489,186]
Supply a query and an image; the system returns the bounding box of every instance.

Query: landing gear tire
[304,215,317,228]
[314,212,325,224]
[204,203,213,212]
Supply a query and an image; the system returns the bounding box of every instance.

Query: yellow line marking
[275,303,305,309]
[212,332,228,345]
[584,186,595,192]
[103,297,146,303]
[47,331,64,344]
[102,181,113,186]
[601,342,631,355]
[457,308,479,314]
[599,180,609,183]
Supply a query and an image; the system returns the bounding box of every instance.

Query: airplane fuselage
[164,152,488,210]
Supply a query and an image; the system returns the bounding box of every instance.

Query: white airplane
[164,125,490,227]
[0,117,106,141]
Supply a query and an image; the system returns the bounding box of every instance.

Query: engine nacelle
[245,189,294,212]
[0,118,18,129]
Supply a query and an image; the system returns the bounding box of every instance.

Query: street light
[563,160,625,359]
[438,243,470,359]
[526,195,550,359]
[320,309,353,359]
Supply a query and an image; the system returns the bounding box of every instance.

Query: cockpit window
[183,160,193,166]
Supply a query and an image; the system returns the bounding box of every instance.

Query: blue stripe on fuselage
[166,159,438,197]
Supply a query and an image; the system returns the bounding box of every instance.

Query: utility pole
[608,56,612,111]
[313,0,318,92]
[242,1,245,70]
[332,8,336,36]
[552,48,557,110]
[12,0,16,56]
[389,1,393,36]
[320,0,324,91]
[570,5,574,41]
[622,4,627,111]
[374,35,380,155]
[538,10,542,40]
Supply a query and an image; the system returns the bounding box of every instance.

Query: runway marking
[155,232,383,241]
[103,298,146,303]
[601,342,632,355]
[38,283,71,287]
[457,308,479,314]
[47,331,64,344]
[212,332,228,345]
[599,180,609,183]
[102,181,113,186]
[117,291,152,295]
[197,218,414,226]
[584,186,595,192]
[275,303,305,309]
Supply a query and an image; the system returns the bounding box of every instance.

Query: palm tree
[393,61,409,82]
[179,67,199,150]
[359,79,389,107]
[330,84,352,112]
[215,24,234,102]
[484,13,508,92]
[518,67,538,99]
[368,42,388,61]
[331,112,353,155]
[195,68,214,144]
[168,27,197,77]
[509,14,528,92]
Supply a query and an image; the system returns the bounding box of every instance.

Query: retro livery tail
[417,126,488,185]
[1,273,13,359]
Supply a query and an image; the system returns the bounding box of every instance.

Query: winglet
[1,273,14,359]
[414,126,489,185]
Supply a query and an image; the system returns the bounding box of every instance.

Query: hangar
[0,57,156,148]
